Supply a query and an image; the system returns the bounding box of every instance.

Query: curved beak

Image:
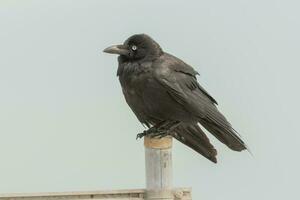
[103,44,129,56]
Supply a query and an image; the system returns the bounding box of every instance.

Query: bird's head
[103,34,163,61]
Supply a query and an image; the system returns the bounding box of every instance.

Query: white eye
[131,45,137,51]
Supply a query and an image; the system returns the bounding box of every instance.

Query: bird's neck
[117,59,153,77]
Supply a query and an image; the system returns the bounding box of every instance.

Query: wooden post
[144,136,173,200]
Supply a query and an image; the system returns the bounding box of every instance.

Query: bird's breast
[120,72,152,95]
[119,62,153,93]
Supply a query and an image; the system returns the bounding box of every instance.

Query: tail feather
[200,118,246,151]
[174,123,218,163]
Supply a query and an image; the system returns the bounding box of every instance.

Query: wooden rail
[0,188,191,200]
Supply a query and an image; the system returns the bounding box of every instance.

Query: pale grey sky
[0,1,299,199]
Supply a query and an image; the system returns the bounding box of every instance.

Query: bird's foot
[148,128,170,138]
[153,121,181,138]
[136,132,146,140]
[136,127,170,139]
[136,127,167,139]
[136,121,181,140]
[136,126,159,140]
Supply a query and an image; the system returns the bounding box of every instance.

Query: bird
[103,34,247,163]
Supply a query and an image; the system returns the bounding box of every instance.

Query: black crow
[104,34,247,163]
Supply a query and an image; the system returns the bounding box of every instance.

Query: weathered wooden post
[144,136,174,200]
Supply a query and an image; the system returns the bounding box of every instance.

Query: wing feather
[153,53,246,151]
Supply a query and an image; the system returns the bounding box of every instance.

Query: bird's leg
[159,121,181,138]
[136,120,168,139]
[149,121,181,139]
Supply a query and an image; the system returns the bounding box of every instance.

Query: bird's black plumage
[104,34,247,163]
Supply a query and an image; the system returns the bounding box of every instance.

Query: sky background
[0,0,299,199]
